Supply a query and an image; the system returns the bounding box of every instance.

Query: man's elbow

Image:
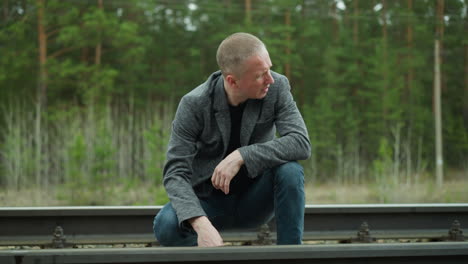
[303,142,312,160]
[296,138,312,160]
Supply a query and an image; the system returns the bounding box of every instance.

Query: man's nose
[265,71,274,84]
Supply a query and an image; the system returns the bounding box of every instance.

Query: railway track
[1,204,467,263]
[1,204,467,247]
[1,242,468,264]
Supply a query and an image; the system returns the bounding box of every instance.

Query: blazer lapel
[213,76,230,154]
[240,100,261,146]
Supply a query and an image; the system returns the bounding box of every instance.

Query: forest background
[0,0,467,206]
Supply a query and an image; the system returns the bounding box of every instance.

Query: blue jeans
[153,161,305,246]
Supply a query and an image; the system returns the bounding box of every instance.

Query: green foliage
[0,102,43,189]
[372,138,393,182]
[89,116,117,203]
[66,131,87,202]
[143,119,168,186]
[154,186,170,205]
[1,0,467,205]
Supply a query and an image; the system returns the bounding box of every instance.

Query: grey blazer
[163,71,311,227]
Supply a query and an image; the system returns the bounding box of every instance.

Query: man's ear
[225,74,237,88]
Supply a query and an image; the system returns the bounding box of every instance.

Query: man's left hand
[211,150,244,194]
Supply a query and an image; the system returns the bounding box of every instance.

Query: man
[153,32,311,247]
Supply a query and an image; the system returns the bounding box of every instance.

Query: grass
[1,177,468,206]
[307,180,468,204]
[0,183,170,206]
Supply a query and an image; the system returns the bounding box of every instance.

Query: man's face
[235,50,274,100]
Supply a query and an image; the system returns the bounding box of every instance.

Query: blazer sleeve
[238,76,311,178]
[163,96,207,227]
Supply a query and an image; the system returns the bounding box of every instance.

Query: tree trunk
[353,0,359,46]
[382,0,388,77]
[434,0,444,186]
[406,0,413,99]
[464,44,468,130]
[3,0,8,22]
[37,0,47,107]
[297,0,306,110]
[95,0,103,65]
[81,47,90,64]
[331,1,338,44]
[352,0,360,96]
[36,0,47,189]
[436,0,445,92]
[405,0,414,184]
[382,0,388,120]
[245,0,251,25]
[434,39,443,186]
[284,9,291,81]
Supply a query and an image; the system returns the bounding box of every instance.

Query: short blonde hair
[216,32,266,77]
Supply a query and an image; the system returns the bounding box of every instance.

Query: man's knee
[153,204,180,246]
[273,161,304,188]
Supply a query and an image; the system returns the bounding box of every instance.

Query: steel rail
[1,242,468,264]
[0,204,467,246]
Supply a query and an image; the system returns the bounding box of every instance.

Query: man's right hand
[189,216,224,247]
